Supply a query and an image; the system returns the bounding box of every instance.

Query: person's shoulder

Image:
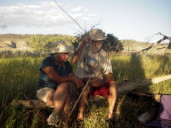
[40,56,55,68]
[43,56,52,61]
[42,56,53,63]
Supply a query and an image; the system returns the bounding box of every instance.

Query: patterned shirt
[75,44,113,79]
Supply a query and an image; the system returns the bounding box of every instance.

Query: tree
[72,36,81,49]
[28,35,75,52]
[72,33,123,52]
[102,34,123,52]
[28,35,50,52]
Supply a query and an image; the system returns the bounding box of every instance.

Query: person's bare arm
[42,67,84,88]
[71,35,90,64]
[69,73,84,88]
[42,66,73,83]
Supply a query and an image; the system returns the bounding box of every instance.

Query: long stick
[52,0,85,33]
[69,77,91,117]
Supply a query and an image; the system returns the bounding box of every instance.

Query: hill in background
[0,34,30,50]
[121,40,170,55]
[0,34,170,55]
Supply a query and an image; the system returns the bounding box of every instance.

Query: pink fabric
[145,95,171,128]
[92,83,109,97]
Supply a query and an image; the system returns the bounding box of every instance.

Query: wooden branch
[11,74,171,108]
[117,74,171,94]
[11,99,51,109]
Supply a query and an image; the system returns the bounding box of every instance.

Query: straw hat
[49,41,71,54]
[89,29,107,41]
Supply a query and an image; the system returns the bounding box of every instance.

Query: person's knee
[82,85,90,94]
[109,85,117,96]
[46,90,55,106]
[59,82,69,91]
[62,82,69,90]
[54,82,70,97]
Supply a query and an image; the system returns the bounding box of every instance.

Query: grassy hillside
[1,34,170,56]
[0,34,74,51]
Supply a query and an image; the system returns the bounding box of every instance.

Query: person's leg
[77,86,90,120]
[61,94,70,128]
[53,82,69,114]
[107,82,117,119]
[46,90,55,106]
[46,82,69,126]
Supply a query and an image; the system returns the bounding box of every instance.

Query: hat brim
[49,45,73,54]
[91,36,107,41]
[49,51,69,54]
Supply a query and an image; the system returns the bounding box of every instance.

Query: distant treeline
[0,34,75,52]
[28,35,75,51]
[3,34,167,55]
[0,34,124,52]
[0,33,74,40]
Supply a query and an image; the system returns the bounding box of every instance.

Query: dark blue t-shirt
[36,56,72,90]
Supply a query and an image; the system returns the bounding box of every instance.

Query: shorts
[92,83,109,97]
[82,78,110,98]
[36,87,54,102]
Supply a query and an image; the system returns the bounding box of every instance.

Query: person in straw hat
[36,41,84,128]
[72,29,117,127]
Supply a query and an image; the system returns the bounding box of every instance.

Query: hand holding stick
[69,77,91,117]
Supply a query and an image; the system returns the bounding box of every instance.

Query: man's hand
[81,34,90,45]
[72,76,84,88]
[89,77,104,87]
[105,73,115,83]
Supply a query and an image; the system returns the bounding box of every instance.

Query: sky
[0,0,171,42]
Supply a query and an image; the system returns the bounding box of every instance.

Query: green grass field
[0,53,171,128]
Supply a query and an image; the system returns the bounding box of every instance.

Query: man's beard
[90,43,102,53]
